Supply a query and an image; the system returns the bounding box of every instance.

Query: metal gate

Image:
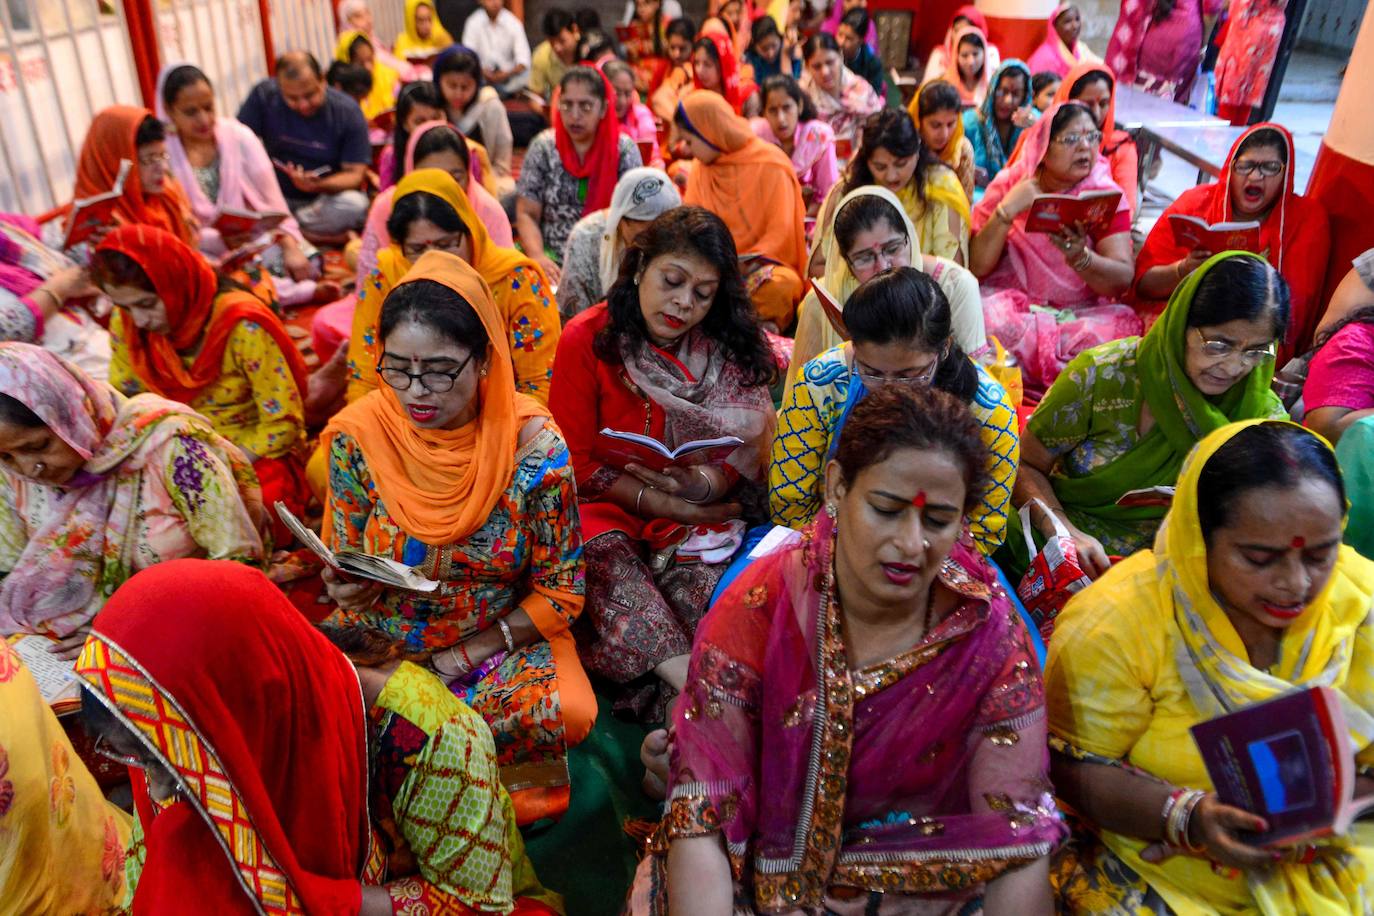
[0,0,142,213]
[1301,0,1368,53]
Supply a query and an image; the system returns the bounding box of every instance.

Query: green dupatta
[1051,250,1283,525]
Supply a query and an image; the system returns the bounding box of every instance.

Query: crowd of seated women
[3,0,1374,913]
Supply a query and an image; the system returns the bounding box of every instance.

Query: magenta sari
[630,514,1065,914]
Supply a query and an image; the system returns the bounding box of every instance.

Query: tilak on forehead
[1292,536,1306,550]
[912,490,927,509]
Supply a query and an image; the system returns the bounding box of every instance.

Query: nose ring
[33,462,46,475]
[923,539,930,550]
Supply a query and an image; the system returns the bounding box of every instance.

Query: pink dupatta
[357,120,513,287]
[1026,3,1102,78]
[663,513,1064,910]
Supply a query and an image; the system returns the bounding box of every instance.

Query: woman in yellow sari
[335,29,402,121]
[812,107,971,274]
[910,79,977,201]
[347,168,560,404]
[1047,418,1374,914]
[392,0,453,61]
[0,643,130,912]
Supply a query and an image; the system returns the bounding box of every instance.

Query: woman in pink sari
[605,59,664,168]
[970,102,1139,397]
[1106,0,1225,102]
[627,384,1065,914]
[1027,4,1102,79]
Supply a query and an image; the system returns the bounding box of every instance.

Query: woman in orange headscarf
[92,226,309,541]
[347,167,560,404]
[675,89,807,329]
[322,250,594,825]
[70,106,195,245]
[1053,61,1139,215]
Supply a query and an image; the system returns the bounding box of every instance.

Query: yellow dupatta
[1152,419,1374,914]
[908,80,971,179]
[392,0,453,58]
[335,29,401,121]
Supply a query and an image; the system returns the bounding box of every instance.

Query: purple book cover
[1190,688,1340,846]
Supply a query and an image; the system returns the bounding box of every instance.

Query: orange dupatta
[73,106,194,245]
[96,225,308,404]
[325,251,549,545]
[679,90,807,273]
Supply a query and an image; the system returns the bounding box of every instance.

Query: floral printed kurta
[326,425,583,804]
[111,317,304,459]
[0,432,264,605]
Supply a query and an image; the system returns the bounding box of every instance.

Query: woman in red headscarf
[91,226,310,542]
[515,65,642,285]
[68,106,195,246]
[75,558,558,914]
[691,31,758,116]
[1052,62,1139,215]
[1133,123,1330,359]
[922,5,1003,84]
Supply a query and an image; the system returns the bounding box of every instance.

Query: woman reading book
[322,251,593,826]
[93,226,310,544]
[772,266,1016,556]
[548,207,775,725]
[1010,253,1289,578]
[0,342,264,655]
[1050,62,1140,216]
[970,101,1137,395]
[1046,418,1374,914]
[1134,124,1330,359]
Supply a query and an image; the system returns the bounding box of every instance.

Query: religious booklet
[369,108,397,133]
[1168,214,1263,253]
[273,502,440,592]
[10,635,80,715]
[271,158,331,178]
[636,139,656,164]
[212,238,274,273]
[1191,686,1374,847]
[593,428,742,474]
[1115,485,1176,508]
[812,278,849,339]
[63,158,132,249]
[1023,188,1122,235]
[213,206,289,238]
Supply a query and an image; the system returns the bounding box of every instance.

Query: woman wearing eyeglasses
[970,101,1140,397]
[323,251,593,825]
[1011,252,1290,580]
[346,168,558,405]
[1134,124,1331,361]
[515,66,644,286]
[772,266,1018,555]
[548,207,776,728]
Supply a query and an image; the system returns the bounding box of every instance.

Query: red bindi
[912,491,927,509]
[1291,536,1306,550]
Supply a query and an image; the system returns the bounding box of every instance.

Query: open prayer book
[271,158,331,178]
[213,206,289,238]
[274,502,440,592]
[1192,686,1374,847]
[812,278,849,339]
[1023,188,1121,235]
[593,429,742,474]
[1114,485,1176,508]
[10,635,80,715]
[63,158,132,248]
[1168,214,1262,253]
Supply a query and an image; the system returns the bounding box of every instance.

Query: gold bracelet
[995,205,1012,225]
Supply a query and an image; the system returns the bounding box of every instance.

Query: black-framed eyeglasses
[1232,159,1285,178]
[376,351,475,394]
[92,733,145,768]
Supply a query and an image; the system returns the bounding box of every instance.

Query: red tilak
[911,491,927,509]
[1291,536,1306,549]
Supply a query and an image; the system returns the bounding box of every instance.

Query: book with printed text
[1023,188,1121,235]
[592,428,742,474]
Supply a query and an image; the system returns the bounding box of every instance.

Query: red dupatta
[71,106,195,245]
[1133,123,1331,356]
[694,30,756,115]
[553,68,622,216]
[75,559,374,914]
[97,225,308,403]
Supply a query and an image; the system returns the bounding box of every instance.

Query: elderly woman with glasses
[1009,252,1291,581]
[770,266,1019,556]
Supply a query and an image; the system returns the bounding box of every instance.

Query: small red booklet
[834,137,854,161]
[812,278,849,340]
[1023,189,1121,235]
[593,428,742,474]
[1192,686,1374,847]
[63,158,132,248]
[213,206,289,238]
[636,139,656,163]
[370,108,397,133]
[1168,214,1262,253]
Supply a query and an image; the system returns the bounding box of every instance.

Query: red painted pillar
[259,0,277,75]
[978,0,1056,62]
[121,0,161,110]
[1305,1,1374,305]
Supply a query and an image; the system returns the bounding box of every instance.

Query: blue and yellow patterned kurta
[769,344,1020,554]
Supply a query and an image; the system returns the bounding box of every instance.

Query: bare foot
[640,728,670,800]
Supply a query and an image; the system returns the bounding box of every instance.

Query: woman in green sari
[1012,251,1290,577]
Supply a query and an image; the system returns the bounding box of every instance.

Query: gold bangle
[995,205,1012,225]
